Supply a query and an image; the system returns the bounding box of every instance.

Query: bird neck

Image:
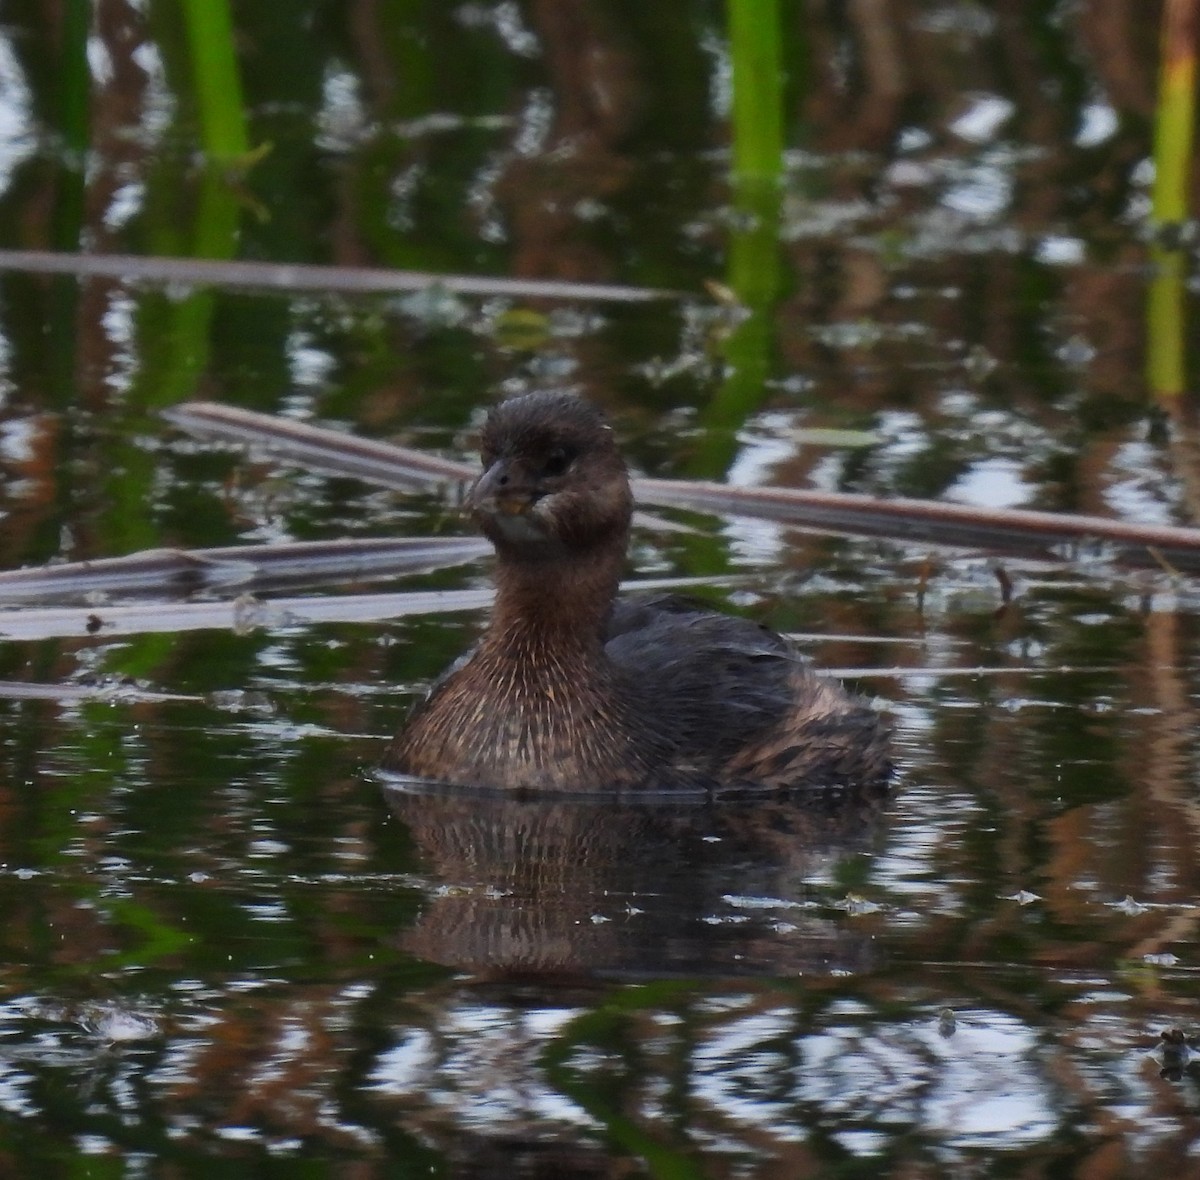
[483,535,626,660]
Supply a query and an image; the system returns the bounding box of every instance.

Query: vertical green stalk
[1147,0,1197,398]
[690,185,780,477]
[180,0,250,163]
[691,0,788,477]
[1151,0,1197,225]
[728,0,785,183]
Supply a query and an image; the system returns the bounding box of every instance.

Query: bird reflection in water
[371,782,889,1174]
[385,781,888,980]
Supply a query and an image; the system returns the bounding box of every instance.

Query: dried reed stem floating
[0,250,679,304]
[166,400,1200,575]
[0,537,490,602]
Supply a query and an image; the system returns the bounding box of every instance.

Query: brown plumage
[384,391,891,794]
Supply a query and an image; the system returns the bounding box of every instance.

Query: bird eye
[541,447,573,478]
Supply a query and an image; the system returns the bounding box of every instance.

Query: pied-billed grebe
[385,392,890,793]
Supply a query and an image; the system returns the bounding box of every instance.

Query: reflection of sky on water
[316,66,370,154]
[1105,440,1182,525]
[948,94,1015,144]
[0,33,33,194]
[369,998,597,1133]
[946,457,1030,509]
[873,782,988,915]
[363,991,1072,1160]
[723,413,800,488]
[942,157,1015,220]
[720,413,801,565]
[1076,99,1119,147]
[690,1005,805,1137]
[798,1010,1055,1147]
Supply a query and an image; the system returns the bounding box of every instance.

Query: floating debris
[1004,890,1041,906]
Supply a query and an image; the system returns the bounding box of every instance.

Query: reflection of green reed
[45,0,92,413]
[100,14,248,680]
[692,0,787,478]
[8,6,255,892]
[93,0,249,556]
[543,982,708,1180]
[1147,0,1197,398]
[103,170,242,570]
[1147,248,1186,398]
[130,1,249,409]
[139,170,242,401]
[53,0,90,247]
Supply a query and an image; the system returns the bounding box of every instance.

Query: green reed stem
[728,0,785,183]
[1152,0,1198,225]
[1148,0,1198,397]
[690,181,781,478]
[180,0,250,163]
[690,0,788,477]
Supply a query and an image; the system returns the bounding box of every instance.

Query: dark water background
[1,2,1199,1175]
